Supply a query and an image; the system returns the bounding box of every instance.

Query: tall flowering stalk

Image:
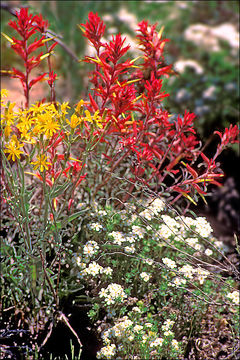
[1,7,57,107]
[78,13,239,205]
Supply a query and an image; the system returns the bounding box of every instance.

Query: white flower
[196,268,209,284]
[132,306,141,313]
[205,248,213,256]
[103,267,113,276]
[162,319,174,331]
[150,337,163,347]
[140,272,151,282]
[170,277,187,287]
[144,322,152,328]
[89,222,103,232]
[174,59,204,75]
[97,209,107,216]
[164,330,174,337]
[125,245,135,254]
[83,261,103,276]
[195,217,212,238]
[185,237,200,250]
[132,225,145,239]
[109,231,125,245]
[227,290,239,305]
[99,283,127,305]
[139,209,153,220]
[83,240,99,257]
[158,224,174,240]
[149,198,165,213]
[179,264,195,279]
[143,258,154,266]
[162,257,177,269]
[96,344,116,359]
[133,324,143,333]
[76,256,86,268]
[172,339,179,350]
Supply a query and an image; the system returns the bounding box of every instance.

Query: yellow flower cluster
[1,90,104,171]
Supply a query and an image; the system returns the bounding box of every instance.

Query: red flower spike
[80,12,106,50]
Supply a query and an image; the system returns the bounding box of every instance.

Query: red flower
[80,12,106,50]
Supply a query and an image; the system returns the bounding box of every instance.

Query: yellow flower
[75,99,85,113]
[61,102,70,115]
[0,89,8,105]
[67,114,82,129]
[33,112,60,138]
[84,110,103,128]
[31,154,51,172]
[4,135,24,162]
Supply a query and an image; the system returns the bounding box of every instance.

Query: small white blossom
[99,283,127,305]
[83,261,103,276]
[195,217,212,237]
[179,264,195,279]
[172,339,179,350]
[132,306,141,313]
[162,319,174,331]
[133,324,143,333]
[88,222,103,232]
[150,337,164,347]
[162,257,177,269]
[170,277,187,287]
[132,225,145,239]
[164,330,174,337]
[83,240,99,257]
[125,245,135,254]
[140,272,151,282]
[103,267,113,276]
[96,344,116,359]
[227,290,239,305]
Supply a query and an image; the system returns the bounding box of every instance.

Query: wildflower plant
[1,8,239,359]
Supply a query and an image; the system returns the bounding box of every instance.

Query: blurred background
[1,0,239,232]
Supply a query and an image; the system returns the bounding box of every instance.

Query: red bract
[80,12,106,51]
[4,8,58,107]
[215,124,239,147]
[79,12,239,205]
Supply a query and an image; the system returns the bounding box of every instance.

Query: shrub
[1,8,239,359]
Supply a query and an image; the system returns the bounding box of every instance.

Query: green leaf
[50,182,72,198]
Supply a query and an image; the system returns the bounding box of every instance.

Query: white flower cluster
[161,319,174,331]
[176,215,213,239]
[132,225,145,239]
[124,245,135,254]
[150,198,165,213]
[185,237,202,251]
[101,316,133,343]
[99,283,127,305]
[83,240,99,257]
[227,290,239,305]
[150,337,163,348]
[139,197,165,220]
[108,231,125,245]
[179,265,209,284]
[162,257,210,285]
[195,217,213,238]
[81,262,113,278]
[162,257,177,269]
[96,344,116,359]
[88,222,103,232]
[179,264,195,279]
[170,277,186,287]
[140,272,151,282]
